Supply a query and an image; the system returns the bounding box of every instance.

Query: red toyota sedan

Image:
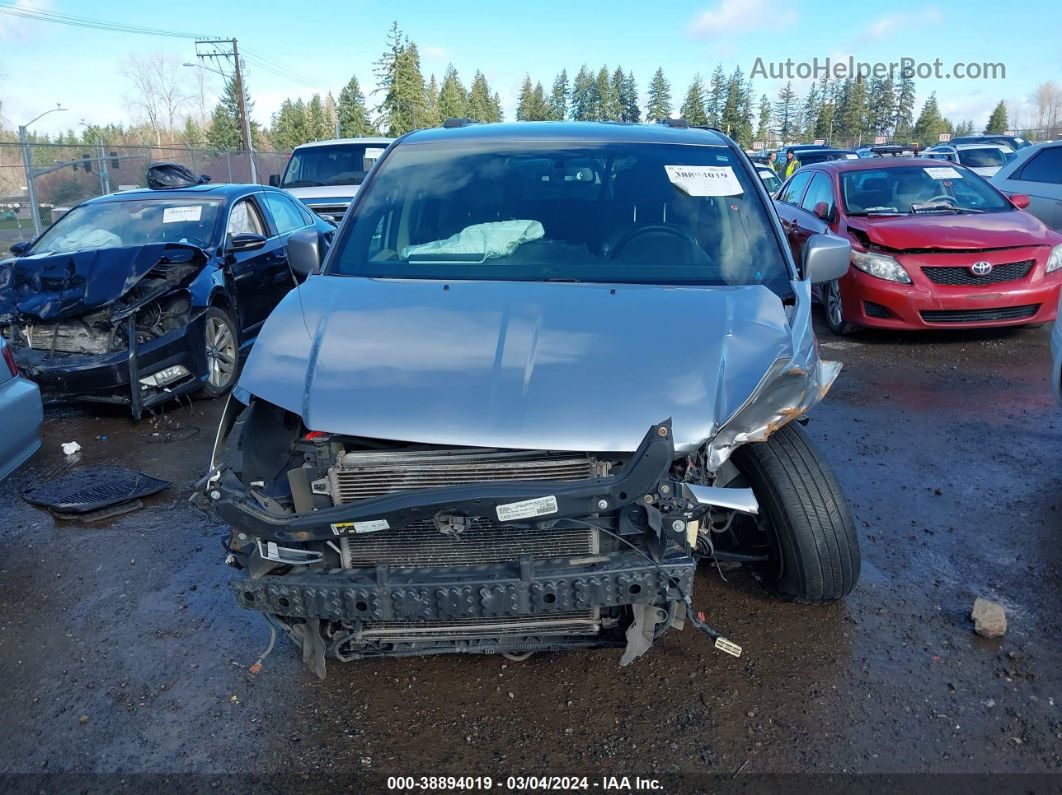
[774,158,1062,333]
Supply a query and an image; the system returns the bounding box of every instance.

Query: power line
[0,2,333,90]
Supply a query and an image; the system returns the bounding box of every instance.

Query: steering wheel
[607,223,702,260]
[924,194,955,205]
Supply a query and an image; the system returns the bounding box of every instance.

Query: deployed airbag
[401,220,544,261]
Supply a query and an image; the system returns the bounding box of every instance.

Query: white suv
[269,137,393,222]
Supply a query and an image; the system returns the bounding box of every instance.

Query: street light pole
[19,104,67,237]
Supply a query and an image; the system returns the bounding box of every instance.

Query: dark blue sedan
[0,183,334,418]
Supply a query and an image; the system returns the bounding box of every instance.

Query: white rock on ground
[971,597,1007,638]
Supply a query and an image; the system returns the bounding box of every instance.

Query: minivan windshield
[281,143,388,188]
[841,165,1012,215]
[329,141,791,294]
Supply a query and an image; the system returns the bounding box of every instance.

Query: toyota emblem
[970,261,993,276]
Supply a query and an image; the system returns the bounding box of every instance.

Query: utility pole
[196,38,257,183]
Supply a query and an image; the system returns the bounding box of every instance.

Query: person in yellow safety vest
[766,150,779,174]
[781,148,801,179]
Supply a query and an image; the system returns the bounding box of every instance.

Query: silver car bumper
[0,374,43,481]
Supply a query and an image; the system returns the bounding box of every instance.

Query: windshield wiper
[282,180,323,188]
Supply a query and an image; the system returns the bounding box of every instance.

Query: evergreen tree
[597,66,621,121]
[838,77,869,143]
[532,82,549,120]
[384,41,426,135]
[570,65,594,121]
[756,93,771,145]
[489,91,504,123]
[985,100,1008,133]
[549,69,569,121]
[206,75,258,150]
[620,71,640,123]
[306,94,328,141]
[337,74,373,137]
[954,118,976,137]
[867,76,895,136]
[913,93,947,145]
[324,93,338,137]
[706,65,726,127]
[607,67,626,121]
[468,71,497,122]
[374,22,426,135]
[737,78,755,145]
[772,80,799,144]
[680,75,707,126]
[800,82,820,142]
[438,65,469,120]
[893,72,916,139]
[516,75,535,121]
[645,67,672,122]
[270,98,307,149]
[181,116,202,146]
[720,68,745,137]
[424,75,442,127]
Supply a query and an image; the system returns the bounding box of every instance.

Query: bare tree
[1032,81,1061,138]
[122,52,192,142]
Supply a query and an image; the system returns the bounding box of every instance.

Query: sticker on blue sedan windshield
[665,165,743,197]
[163,205,203,223]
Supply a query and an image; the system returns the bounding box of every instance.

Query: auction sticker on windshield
[496,495,558,522]
[924,167,963,180]
[665,165,743,196]
[162,205,203,223]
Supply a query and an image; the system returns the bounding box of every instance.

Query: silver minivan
[203,122,859,675]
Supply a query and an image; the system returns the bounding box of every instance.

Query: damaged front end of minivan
[199,279,843,678]
[0,244,210,418]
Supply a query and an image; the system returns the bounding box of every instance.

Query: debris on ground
[22,467,170,521]
[61,441,81,456]
[971,597,1007,638]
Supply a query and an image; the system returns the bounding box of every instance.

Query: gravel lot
[0,315,1059,789]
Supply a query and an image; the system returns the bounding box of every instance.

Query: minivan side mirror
[9,240,31,256]
[803,234,851,283]
[268,174,280,187]
[1008,193,1031,210]
[287,227,322,278]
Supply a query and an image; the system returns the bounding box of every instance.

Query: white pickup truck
[270,137,393,223]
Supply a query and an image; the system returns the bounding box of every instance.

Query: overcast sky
[3,0,1060,135]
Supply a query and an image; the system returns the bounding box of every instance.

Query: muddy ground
[0,315,1059,789]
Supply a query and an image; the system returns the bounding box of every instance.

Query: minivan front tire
[729,422,861,603]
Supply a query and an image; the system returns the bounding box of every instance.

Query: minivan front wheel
[727,422,860,603]
[823,279,854,336]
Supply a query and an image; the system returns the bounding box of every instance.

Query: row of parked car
[0,119,1059,674]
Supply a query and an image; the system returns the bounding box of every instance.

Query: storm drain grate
[23,467,171,514]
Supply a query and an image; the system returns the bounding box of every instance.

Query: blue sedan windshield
[330,141,791,292]
[30,198,224,255]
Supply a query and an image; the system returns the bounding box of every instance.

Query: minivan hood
[847,209,1056,251]
[239,276,837,463]
[283,185,359,202]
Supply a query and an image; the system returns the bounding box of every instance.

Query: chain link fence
[0,142,291,243]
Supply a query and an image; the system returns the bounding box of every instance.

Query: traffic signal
[82,154,92,173]
[110,152,120,169]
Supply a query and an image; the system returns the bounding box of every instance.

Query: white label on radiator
[331,519,390,535]
[496,495,558,522]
